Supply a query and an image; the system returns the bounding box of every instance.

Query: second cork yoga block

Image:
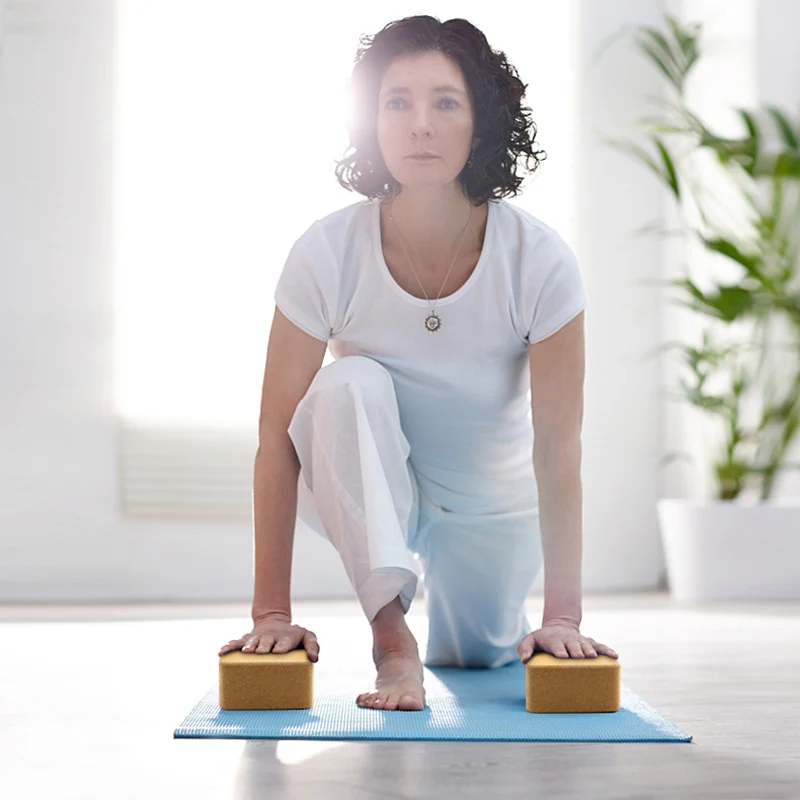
[219,649,314,710]
[526,652,621,713]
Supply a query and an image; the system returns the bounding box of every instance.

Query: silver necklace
[388,203,473,333]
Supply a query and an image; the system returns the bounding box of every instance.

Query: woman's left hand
[517,621,618,663]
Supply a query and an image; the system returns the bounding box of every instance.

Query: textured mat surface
[174,660,692,742]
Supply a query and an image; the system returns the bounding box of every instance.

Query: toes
[357,692,421,710]
[356,692,380,708]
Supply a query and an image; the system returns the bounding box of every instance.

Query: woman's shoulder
[282,200,370,267]
[493,199,574,266]
[309,199,372,241]
[494,198,561,241]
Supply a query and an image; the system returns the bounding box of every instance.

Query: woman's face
[376,50,477,189]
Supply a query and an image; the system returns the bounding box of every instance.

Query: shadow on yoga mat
[174,660,692,742]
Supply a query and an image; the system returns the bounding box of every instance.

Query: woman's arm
[529,310,586,627]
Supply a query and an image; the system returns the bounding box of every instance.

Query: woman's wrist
[252,608,292,625]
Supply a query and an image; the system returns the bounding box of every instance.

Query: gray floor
[1,591,798,800]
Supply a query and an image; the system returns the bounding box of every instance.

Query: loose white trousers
[287,355,543,669]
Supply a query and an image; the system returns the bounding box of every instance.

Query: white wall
[0,0,286,602]
[756,0,800,107]
[566,0,668,592]
[4,0,789,604]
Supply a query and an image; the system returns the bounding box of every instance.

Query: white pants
[287,355,543,669]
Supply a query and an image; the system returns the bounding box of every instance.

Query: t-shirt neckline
[371,197,496,307]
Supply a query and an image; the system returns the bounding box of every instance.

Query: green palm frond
[597,12,800,500]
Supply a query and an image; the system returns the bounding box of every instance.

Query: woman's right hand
[218,617,320,662]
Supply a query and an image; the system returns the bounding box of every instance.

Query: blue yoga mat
[174,660,692,742]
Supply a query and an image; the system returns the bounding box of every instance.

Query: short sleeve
[523,231,587,344]
[273,221,335,342]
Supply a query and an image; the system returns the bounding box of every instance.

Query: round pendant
[424,312,442,332]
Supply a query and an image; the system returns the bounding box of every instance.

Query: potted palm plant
[603,15,800,600]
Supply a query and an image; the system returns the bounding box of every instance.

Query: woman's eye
[386,97,458,109]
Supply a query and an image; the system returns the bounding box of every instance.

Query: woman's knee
[307,355,395,401]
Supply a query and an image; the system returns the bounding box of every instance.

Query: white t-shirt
[274,197,587,513]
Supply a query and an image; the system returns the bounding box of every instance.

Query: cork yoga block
[219,649,314,710]
[526,652,621,713]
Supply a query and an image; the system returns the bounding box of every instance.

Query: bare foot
[356,636,426,712]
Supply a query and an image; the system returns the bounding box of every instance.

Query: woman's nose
[410,110,434,133]
[410,125,434,142]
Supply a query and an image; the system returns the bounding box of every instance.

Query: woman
[219,15,618,712]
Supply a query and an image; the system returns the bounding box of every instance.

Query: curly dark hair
[333,15,547,206]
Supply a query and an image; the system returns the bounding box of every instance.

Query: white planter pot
[656,498,800,601]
